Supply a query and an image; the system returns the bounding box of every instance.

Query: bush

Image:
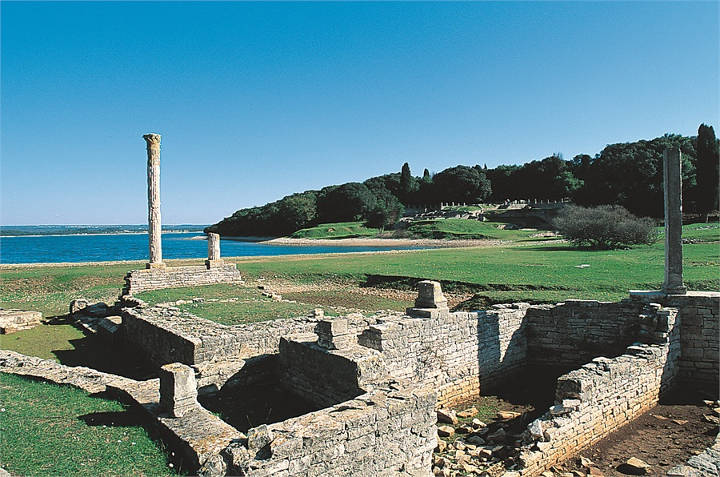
[553,205,658,249]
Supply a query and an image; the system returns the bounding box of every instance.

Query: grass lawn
[290,221,379,239]
[405,219,549,241]
[0,323,84,361]
[0,373,178,476]
[1,224,717,319]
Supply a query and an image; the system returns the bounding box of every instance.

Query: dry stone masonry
[0,309,42,334]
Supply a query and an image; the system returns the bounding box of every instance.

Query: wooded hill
[207,125,719,237]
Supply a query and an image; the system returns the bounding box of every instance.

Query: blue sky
[1,1,718,225]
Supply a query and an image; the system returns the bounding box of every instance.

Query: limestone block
[316,318,352,350]
[159,362,198,418]
[0,310,42,334]
[414,280,448,309]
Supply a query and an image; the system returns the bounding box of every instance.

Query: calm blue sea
[0,225,422,264]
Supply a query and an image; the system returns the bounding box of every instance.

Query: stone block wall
[225,384,437,476]
[525,299,644,368]
[665,293,719,391]
[122,264,244,296]
[358,304,528,407]
[277,338,387,409]
[517,305,680,476]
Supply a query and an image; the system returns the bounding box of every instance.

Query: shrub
[553,205,658,249]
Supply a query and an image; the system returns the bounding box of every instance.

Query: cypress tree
[696,124,720,216]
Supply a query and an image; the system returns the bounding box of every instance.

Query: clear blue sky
[1,1,718,225]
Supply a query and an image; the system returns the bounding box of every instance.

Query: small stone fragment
[620,457,651,475]
[437,408,458,425]
[457,407,478,418]
[437,425,455,437]
[497,410,521,420]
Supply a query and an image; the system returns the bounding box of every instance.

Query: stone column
[159,363,198,418]
[205,232,223,268]
[407,280,450,318]
[662,147,687,294]
[144,133,165,269]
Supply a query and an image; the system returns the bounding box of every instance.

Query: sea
[0,225,422,264]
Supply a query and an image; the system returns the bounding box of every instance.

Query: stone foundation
[517,304,681,475]
[122,264,244,296]
[0,309,43,334]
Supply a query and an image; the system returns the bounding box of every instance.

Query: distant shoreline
[0,231,204,238]
[260,236,509,248]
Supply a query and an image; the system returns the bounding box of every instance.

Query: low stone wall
[278,338,387,408]
[517,304,680,476]
[358,305,528,406]
[525,299,644,368]
[0,310,43,334]
[225,383,437,476]
[122,306,387,364]
[122,264,244,296]
[665,292,719,391]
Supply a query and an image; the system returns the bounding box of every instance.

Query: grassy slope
[405,219,546,241]
[0,373,177,476]
[290,221,379,239]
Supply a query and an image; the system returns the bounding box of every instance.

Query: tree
[365,189,405,229]
[316,183,377,223]
[422,169,432,183]
[695,124,720,216]
[553,205,658,249]
[432,165,492,203]
[399,162,418,204]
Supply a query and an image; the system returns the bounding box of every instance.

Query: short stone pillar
[315,318,354,350]
[662,147,687,294]
[144,133,165,269]
[159,363,198,418]
[408,280,450,318]
[205,232,223,268]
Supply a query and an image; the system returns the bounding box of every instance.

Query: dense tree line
[208,125,719,236]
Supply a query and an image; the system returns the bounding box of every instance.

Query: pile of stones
[432,406,528,476]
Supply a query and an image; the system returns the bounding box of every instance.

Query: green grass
[2,224,718,321]
[405,219,547,241]
[290,221,380,239]
[0,373,178,476]
[138,284,360,325]
[235,234,718,303]
[175,299,343,325]
[0,324,84,362]
[135,283,257,306]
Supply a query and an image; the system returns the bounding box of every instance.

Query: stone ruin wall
[665,293,720,389]
[358,305,528,407]
[122,264,244,296]
[518,304,681,475]
[114,292,718,476]
[225,384,437,477]
[525,299,645,368]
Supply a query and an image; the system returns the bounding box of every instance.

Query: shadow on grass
[44,314,157,381]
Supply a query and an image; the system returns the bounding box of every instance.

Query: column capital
[143,133,162,146]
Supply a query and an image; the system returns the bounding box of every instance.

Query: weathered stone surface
[69,298,89,314]
[159,362,198,418]
[144,133,164,269]
[662,147,687,294]
[0,309,42,334]
[123,264,243,296]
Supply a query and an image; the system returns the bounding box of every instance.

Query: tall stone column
[206,232,223,268]
[144,133,165,269]
[662,147,686,294]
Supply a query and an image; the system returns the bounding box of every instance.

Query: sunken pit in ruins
[1,137,718,477]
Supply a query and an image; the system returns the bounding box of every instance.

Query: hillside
[207,128,719,238]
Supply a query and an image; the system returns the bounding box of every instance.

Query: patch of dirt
[558,389,719,476]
